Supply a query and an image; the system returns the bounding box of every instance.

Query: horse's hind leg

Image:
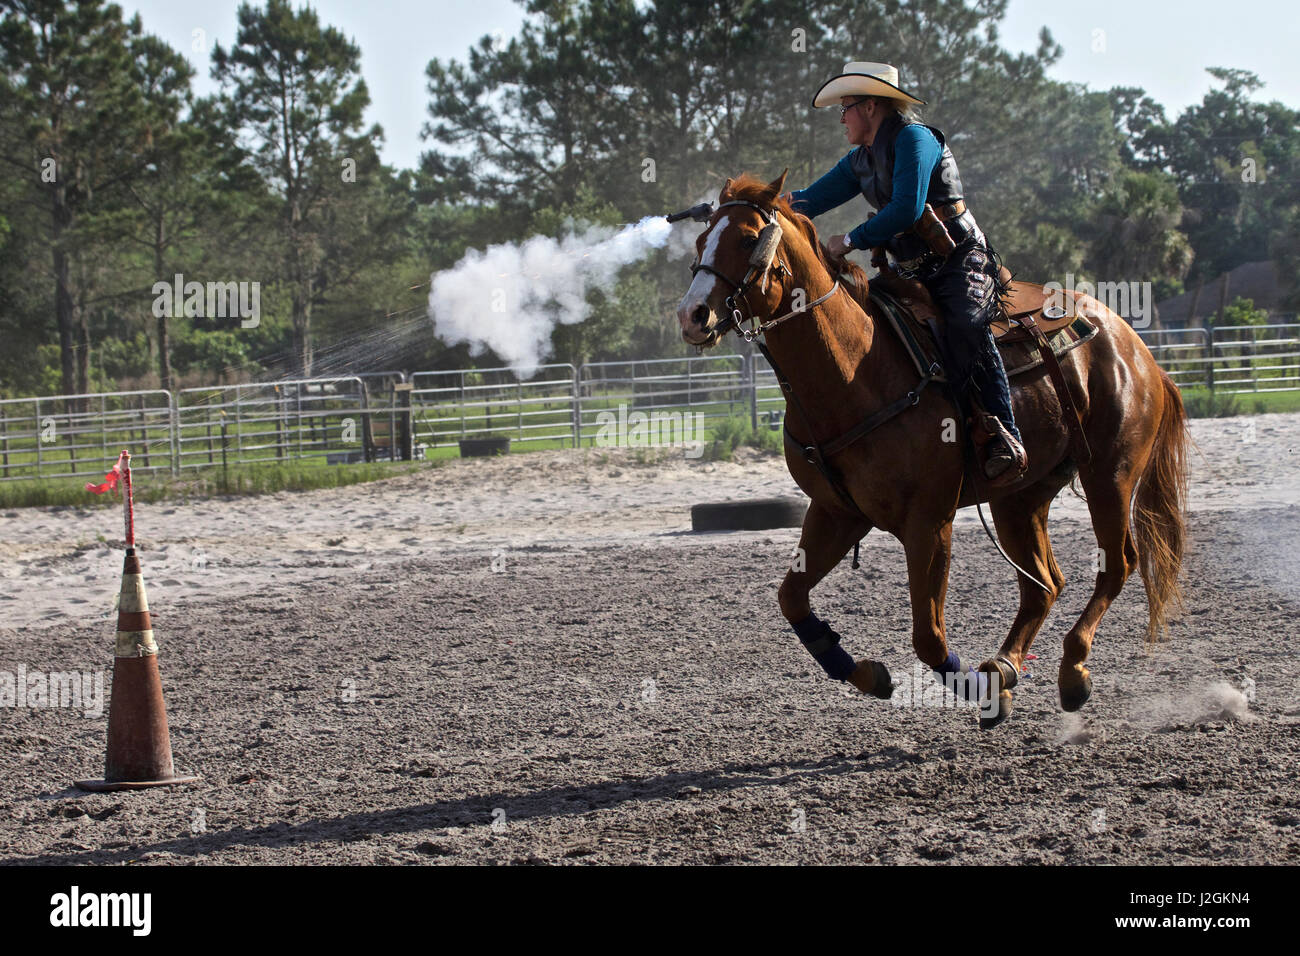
[1059,473,1141,711]
[778,500,890,697]
[977,479,1068,728]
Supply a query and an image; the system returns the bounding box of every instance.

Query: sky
[123,0,1300,172]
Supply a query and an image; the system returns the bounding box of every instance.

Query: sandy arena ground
[1,413,1298,864]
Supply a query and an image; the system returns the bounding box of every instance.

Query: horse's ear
[720,177,735,199]
[766,169,789,199]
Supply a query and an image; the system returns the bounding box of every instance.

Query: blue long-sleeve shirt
[790,124,942,249]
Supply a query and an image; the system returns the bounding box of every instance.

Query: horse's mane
[719,173,874,313]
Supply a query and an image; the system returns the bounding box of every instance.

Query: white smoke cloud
[428,214,698,370]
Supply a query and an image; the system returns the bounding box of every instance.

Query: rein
[735,281,843,342]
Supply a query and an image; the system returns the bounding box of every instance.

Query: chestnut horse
[675,171,1188,728]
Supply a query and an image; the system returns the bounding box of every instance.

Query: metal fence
[1204,324,1300,392]
[0,390,174,482]
[174,377,371,471]
[3,322,1298,482]
[1137,324,1300,393]
[576,355,752,446]
[410,364,577,449]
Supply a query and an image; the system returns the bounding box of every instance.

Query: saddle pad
[869,286,1098,384]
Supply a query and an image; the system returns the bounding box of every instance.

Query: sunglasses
[839,97,871,117]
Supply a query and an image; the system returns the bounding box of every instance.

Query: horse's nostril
[692,305,709,326]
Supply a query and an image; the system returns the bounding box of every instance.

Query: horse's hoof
[979,690,1014,730]
[1059,672,1093,712]
[977,658,1017,729]
[848,660,894,700]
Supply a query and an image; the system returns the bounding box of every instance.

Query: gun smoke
[427,215,698,371]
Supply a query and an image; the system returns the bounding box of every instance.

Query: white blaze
[678,214,730,319]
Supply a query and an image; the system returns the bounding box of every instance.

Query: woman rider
[785,62,1027,485]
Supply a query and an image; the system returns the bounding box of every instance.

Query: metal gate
[576,355,751,445]
[174,377,369,470]
[0,390,173,482]
[409,365,578,449]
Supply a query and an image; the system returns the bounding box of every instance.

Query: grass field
[1178,387,1300,417]
[0,458,429,510]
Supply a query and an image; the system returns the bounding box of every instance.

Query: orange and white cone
[74,548,198,791]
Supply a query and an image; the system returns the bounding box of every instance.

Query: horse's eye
[740,235,759,249]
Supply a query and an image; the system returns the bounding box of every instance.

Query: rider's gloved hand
[827,234,853,258]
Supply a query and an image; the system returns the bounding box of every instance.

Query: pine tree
[211,0,391,377]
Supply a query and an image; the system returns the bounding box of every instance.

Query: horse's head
[675,170,797,347]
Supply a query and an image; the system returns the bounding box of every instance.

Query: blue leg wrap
[791,613,856,681]
[932,650,990,702]
[933,651,964,675]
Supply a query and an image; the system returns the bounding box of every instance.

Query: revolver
[665,202,714,224]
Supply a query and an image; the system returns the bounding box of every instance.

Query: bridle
[689,200,842,342]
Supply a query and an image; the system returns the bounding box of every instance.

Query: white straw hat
[812,61,927,109]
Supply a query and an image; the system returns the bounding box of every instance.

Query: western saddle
[867,267,1096,467]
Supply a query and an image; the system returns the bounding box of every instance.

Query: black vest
[848,112,963,259]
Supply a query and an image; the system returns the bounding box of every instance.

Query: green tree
[120,109,229,390]
[1086,168,1192,285]
[212,0,402,376]
[1221,295,1269,327]
[0,0,192,399]
[1108,86,1170,169]
[0,155,50,395]
[1141,68,1300,283]
[422,0,645,211]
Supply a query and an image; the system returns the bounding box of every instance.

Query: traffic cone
[74,548,198,791]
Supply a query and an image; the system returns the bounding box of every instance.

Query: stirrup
[974,414,1028,487]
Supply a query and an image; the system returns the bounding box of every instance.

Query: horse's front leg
[778,499,891,698]
[901,520,955,670]
[902,519,1000,721]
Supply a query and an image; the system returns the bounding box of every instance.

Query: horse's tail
[1132,368,1189,643]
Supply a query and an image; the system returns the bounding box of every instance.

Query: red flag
[86,451,128,495]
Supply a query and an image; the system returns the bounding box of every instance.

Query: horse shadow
[17,746,920,864]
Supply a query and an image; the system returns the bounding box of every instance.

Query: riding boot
[971,408,1028,485]
[933,332,1022,484]
[924,235,1027,486]
[971,328,1028,485]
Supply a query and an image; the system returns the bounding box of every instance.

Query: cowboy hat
[811,61,927,109]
